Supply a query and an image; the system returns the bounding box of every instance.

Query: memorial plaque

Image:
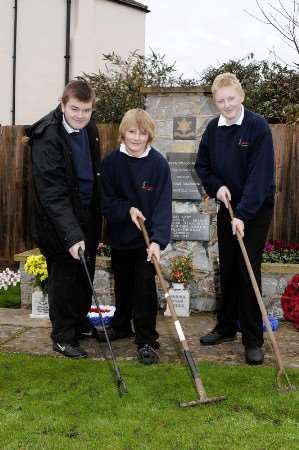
[171,213,210,241]
[167,152,204,200]
[164,288,190,317]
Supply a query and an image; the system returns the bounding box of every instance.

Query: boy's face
[123,127,149,157]
[62,96,93,130]
[214,85,244,124]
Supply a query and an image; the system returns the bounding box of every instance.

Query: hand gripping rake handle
[227,201,295,391]
[137,218,226,407]
[78,247,128,397]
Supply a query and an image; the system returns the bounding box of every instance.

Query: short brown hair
[61,80,96,106]
[118,109,155,144]
[212,72,245,98]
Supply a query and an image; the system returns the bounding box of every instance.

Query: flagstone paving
[0,308,299,368]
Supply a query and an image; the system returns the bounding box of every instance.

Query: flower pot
[30,288,49,319]
[172,282,185,290]
[165,286,190,317]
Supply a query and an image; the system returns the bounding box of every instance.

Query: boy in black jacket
[29,80,102,358]
[100,109,172,364]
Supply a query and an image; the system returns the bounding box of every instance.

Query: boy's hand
[216,186,231,208]
[232,218,244,238]
[130,207,146,230]
[69,241,85,260]
[147,242,160,263]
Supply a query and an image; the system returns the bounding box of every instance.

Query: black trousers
[215,201,273,348]
[110,247,159,348]
[46,211,99,343]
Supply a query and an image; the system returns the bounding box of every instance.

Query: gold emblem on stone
[173,116,196,140]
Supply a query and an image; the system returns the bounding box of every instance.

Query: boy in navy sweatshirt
[195,73,275,365]
[100,109,172,364]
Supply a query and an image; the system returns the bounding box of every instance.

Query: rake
[138,218,226,407]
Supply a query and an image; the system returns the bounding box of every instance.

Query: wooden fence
[0,123,298,263]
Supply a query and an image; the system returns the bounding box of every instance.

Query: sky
[144,0,297,79]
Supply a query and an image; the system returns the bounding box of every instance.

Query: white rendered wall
[16,0,65,124]
[94,0,146,73]
[0,1,15,125]
[0,0,146,125]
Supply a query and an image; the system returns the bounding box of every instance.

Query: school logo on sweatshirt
[141,181,154,192]
[238,138,250,147]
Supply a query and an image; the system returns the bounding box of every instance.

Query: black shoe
[245,347,264,365]
[200,330,236,346]
[53,341,88,358]
[96,328,134,342]
[137,344,159,365]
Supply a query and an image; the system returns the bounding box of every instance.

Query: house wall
[0,0,146,125]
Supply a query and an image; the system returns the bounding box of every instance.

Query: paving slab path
[0,308,299,368]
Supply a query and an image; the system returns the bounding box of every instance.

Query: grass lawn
[0,354,298,450]
[0,285,21,308]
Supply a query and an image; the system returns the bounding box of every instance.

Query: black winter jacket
[28,105,102,260]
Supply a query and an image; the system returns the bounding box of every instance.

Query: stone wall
[261,263,299,318]
[143,87,220,311]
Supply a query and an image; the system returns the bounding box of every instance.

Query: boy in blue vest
[100,109,172,364]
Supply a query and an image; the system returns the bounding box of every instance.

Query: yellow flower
[24,255,48,291]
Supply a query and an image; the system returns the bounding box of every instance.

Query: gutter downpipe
[65,0,71,85]
[12,0,18,125]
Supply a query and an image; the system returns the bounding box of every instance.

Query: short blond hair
[212,72,245,98]
[119,108,155,143]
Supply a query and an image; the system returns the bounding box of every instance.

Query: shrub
[80,50,198,123]
[200,56,299,123]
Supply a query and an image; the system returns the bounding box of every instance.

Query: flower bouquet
[24,255,48,294]
[0,268,21,307]
[169,254,194,286]
[88,305,115,327]
[0,268,20,290]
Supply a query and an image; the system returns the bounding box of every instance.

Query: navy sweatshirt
[101,147,172,250]
[195,109,275,221]
[68,129,94,207]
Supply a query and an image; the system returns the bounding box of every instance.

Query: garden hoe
[226,199,296,392]
[138,218,226,408]
[78,247,128,398]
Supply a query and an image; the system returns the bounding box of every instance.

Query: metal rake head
[180,395,226,408]
[276,370,296,393]
[117,377,128,397]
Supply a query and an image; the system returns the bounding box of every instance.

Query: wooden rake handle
[137,218,178,320]
[226,200,287,377]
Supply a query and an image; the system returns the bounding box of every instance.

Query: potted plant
[262,240,299,265]
[164,254,194,318]
[169,254,194,289]
[24,255,49,318]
